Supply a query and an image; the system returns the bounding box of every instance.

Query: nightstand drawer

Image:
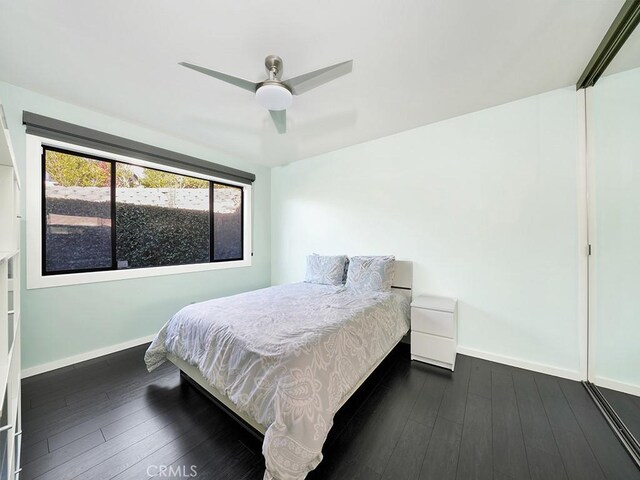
[411,331,456,365]
[411,307,455,338]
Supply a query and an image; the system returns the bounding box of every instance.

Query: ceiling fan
[179,55,353,134]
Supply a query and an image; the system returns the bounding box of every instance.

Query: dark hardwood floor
[600,387,640,445]
[20,344,640,480]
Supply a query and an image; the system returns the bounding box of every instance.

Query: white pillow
[304,254,348,286]
[345,255,395,292]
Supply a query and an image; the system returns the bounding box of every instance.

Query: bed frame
[169,260,413,437]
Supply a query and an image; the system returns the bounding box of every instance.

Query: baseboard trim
[21,337,590,383]
[21,334,156,379]
[457,345,582,381]
[592,376,640,397]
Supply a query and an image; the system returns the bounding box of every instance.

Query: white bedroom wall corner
[262,167,273,286]
[270,164,301,286]
[269,166,278,285]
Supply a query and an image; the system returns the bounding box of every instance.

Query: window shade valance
[23,111,255,185]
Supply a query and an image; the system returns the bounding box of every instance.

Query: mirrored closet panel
[588,11,640,463]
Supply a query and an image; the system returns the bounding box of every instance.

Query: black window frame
[41,145,245,276]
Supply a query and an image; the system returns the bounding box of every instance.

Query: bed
[144,260,412,480]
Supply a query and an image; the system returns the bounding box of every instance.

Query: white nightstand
[410,295,457,370]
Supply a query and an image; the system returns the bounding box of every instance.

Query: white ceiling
[0,0,625,167]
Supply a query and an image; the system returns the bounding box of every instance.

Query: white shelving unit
[0,103,22,480]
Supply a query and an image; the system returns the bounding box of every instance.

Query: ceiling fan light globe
[255,84,292,111]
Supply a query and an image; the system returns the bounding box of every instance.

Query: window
[42,146,245,276]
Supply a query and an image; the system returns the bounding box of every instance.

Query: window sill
[27,258,252,290]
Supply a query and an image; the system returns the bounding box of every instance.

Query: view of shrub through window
[42,147,245,275]
[116,164,210,268]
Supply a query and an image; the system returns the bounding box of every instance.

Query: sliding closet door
[589,24,640,439]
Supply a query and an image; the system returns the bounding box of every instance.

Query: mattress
[144,282,410,480]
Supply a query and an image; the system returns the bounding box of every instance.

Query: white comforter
[144,282,410,480]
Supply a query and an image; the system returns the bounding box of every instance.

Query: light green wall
[0,81,271,371]
[591,66,640,390]
[271,87,583,376]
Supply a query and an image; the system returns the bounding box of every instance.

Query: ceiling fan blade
[284,60,353,95]
[269,110,287,134]
[179,61,258,93]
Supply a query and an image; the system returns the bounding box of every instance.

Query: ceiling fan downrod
[265,55,283,81]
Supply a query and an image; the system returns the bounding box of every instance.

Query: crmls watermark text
[146,465,198,478]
